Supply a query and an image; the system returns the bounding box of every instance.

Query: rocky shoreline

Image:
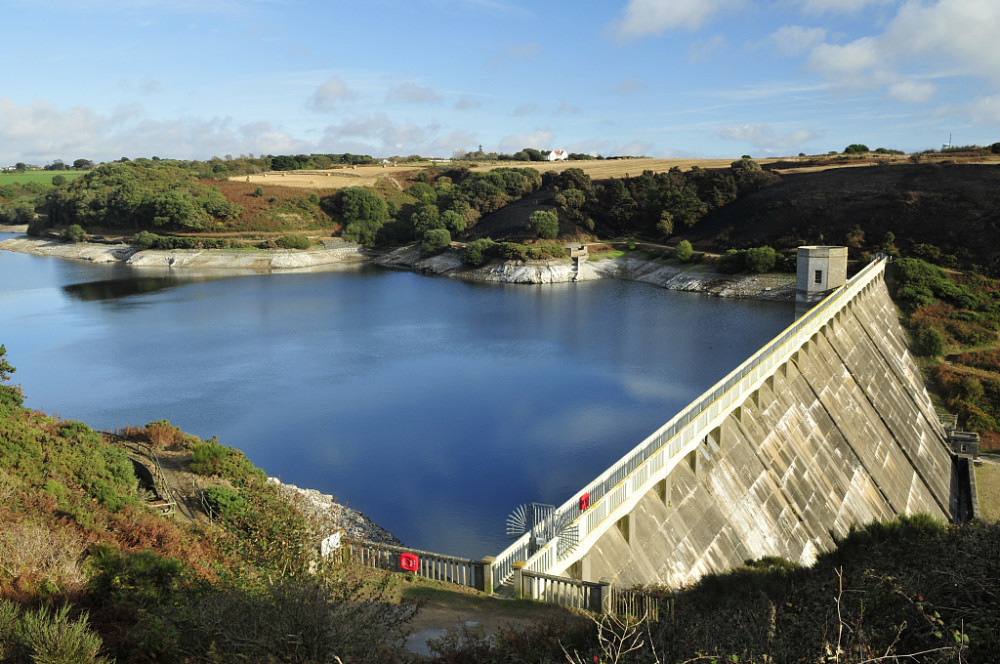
[267,477,402,546]
[0,229,795,301]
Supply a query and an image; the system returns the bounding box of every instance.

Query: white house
[547,150,568,161]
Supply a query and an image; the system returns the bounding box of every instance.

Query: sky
[2,0,999,166]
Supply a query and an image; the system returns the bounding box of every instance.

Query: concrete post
[591,577,614,614]
[479,557,495,594]
[512,561,527,600]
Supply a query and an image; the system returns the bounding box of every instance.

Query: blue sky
[2,0,998,165]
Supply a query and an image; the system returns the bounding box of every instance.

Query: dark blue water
[0,235,794,556]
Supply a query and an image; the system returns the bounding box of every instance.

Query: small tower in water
[796,246,848,317]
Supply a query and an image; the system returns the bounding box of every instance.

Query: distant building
[547,150,568,161]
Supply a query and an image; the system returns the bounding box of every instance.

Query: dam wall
[565,274,954,588]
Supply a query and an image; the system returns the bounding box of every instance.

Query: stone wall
[571,281,954,588]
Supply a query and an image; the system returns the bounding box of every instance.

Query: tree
[51,175,67,186]
[73,158,95,170]
[675,240,693,262]
[0,344,14,382]
[656,211,674,238]
[991,142,1000,155]
[410,202,442,235]
[440,210,466,236]
[14,163,27,172]
[844,144,870,154]
[529,210,559,239]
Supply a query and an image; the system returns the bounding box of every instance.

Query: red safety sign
[400,553,419,572]
[580,492,590,511]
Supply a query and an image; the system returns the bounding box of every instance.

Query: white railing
[492,255,889,586]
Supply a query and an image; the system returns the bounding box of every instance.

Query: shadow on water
[63,275,189,301]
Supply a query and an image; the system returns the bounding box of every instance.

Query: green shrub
[203,485,247,520]
[528,210,559,239]
[59,224,87,243]
[4,601,109,664]
[190,443,228,476]
[420,228,451,254]
[675,240,692,262]
[745,246,777,273]
[252,186,264,197]
[916,326,945,357]
[275,234,311,249]
[460,238,497,267]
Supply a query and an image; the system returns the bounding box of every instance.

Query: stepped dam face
[568,272,955,588]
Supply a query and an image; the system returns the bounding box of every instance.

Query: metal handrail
[492,254,889,586]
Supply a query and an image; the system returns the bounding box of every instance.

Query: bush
[2,601,109,664]
[844,143,870,154]
[528,210,559,239]
[203,485,247,520]
[275,234,311,249]
[916,326,945,357]
[745,246,777,273]
[420,228,451,254]
[675,240,692,262]
[460,238,497,267]
[190,443,228,476]
[59,224,87,243]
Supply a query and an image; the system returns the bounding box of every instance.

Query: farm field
[229,153,1000,192]
[0,170,90,185]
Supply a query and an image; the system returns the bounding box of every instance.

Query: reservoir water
[0,234,794,557]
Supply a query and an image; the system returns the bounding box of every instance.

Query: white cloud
[767,25,826,57]
[385,83,442,105]
[513,104,538,117]
[307,76,354,112]
[801,0,1000,118]
[884,0,1000,85]
[806,37,884,88]
[715,123,819,151]
[498,130,555,153]
[886,79,936,103]
[610,0,742,40]
[948,94,1000,125]
[0,96,310,163]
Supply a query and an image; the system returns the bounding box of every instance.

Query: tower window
[814,270,823,285]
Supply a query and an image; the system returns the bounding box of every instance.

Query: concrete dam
[491,250,956,591]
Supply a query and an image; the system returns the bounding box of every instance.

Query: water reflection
[63,275,191,301]
[1,248,795,556]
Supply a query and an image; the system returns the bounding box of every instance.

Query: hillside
[688,162,1000,274]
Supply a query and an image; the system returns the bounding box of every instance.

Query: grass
[975,462,1000,521]
[0,171,89,185]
